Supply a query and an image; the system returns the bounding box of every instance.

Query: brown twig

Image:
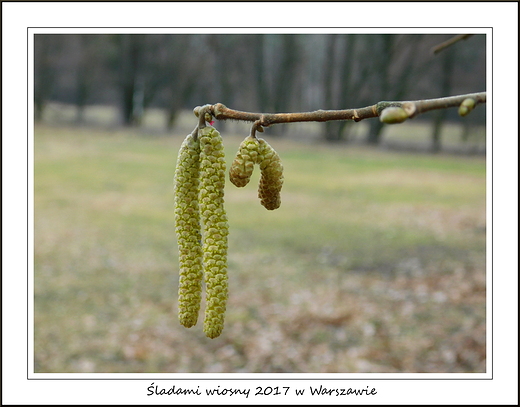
[431,34,474,54]
[207,92,486,128]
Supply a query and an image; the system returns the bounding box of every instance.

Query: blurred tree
[33,33,486,152]
[208,35,236,108]
[320,35,368,141]
[321,35,343,141]
[163,35,210,129]
[34,35,63,121]
[363,35,426,145]
[70,35,108,123]
[113,34,169,126]
[73,35,90,123]
[428,35,486,152]
[241,35,303,136]
[430,46,456,153]
[252,35,269,113]
[116,34,143,125]
[272,35,301,114]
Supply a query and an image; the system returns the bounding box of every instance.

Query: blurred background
[34,34,486,373]
[34,33,486,151]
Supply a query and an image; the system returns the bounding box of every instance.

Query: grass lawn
[33,121,486,373]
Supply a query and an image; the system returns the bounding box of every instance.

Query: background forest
[34,33,486,151]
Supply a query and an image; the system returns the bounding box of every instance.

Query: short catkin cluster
[229,135,260,187]
[229,136,284,210]
[174,125,229,339]
[257,139,284,210]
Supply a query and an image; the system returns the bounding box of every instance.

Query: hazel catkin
[174,132,203,328]
[257,138,284,210]
[229,135,261,187]
[198,125,229,339]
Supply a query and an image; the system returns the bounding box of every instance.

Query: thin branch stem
[190,124,199,141]
[249,120,264,138]
[431,34,474,54]
[209,92,486,128]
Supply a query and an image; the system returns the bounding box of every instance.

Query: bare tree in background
[430,45,456,153]
[320,35,370,141]
[163,35,210,129]
[266,35,302,136]
[71,35,109,124]
[34,35,63,121]
[252,35,269,113]
[33,33,486,152]
[116,34,143,126]
[363,35,426,145]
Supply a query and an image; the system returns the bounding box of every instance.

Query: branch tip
[432,34,474,54]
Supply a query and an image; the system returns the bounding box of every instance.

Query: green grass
[33,122,486,373]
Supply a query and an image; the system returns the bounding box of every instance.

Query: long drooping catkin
[198,125,229,339]
[257,138,284,210]
[174,132,203,328]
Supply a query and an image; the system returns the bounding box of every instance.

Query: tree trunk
[321,35,339,141]
[365,35,392,145]
[324,121,351,142]
[270,35,300,136]
[430,46,455,152]
[253,35,269,113]
[431,110,446,153]
[118,35,142,126]
[367,119,385,145]
[74,36,89,124]
[34,35,59,122]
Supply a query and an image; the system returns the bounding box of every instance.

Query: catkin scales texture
[174,125,281,338]
[229,135,260,187]
[174,133,203,328]
[199,126,229,339]
[229,136,284,210]
[257,138,284,210]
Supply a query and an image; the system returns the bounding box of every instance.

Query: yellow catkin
[257,138,284,210]
[198,125,229,339]
[229,135,261,187]
[174,132,203,328]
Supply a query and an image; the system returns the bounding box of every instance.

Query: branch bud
[380,107,409,124]
[459,98,476,116]
[213,103,227,120]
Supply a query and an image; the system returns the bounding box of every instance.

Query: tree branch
[205,92,486,128]
[431,34,474,54]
